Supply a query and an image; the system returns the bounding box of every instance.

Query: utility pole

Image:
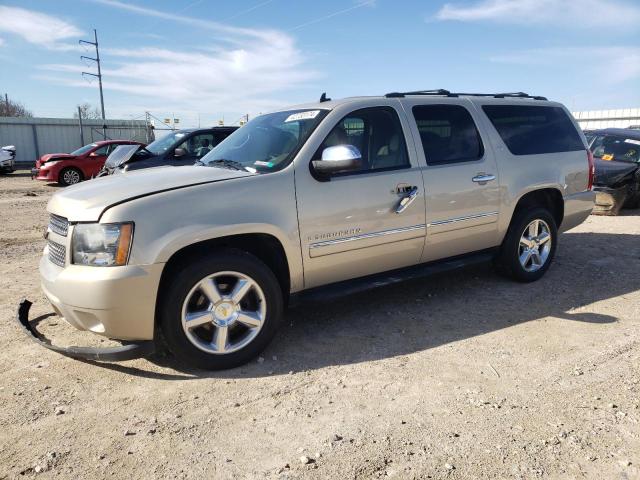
[77,106,85,146]
[80,29,106,139]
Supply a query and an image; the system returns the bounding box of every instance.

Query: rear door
[403,100,501,262]
[295,104,427,288]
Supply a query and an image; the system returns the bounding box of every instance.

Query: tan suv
[18,90,595,369]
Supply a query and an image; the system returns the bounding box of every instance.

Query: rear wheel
[159,249,283,370]
[58,167,83,186]
[496,207,557,282]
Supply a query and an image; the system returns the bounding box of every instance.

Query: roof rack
[384,90,547,101]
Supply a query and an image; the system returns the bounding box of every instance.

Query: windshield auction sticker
[285,110,321,122]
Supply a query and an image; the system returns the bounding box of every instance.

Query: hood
[594,159,639,187]
[40,153,75,162]
[104,144,142,169]
[48,165,255,222]
[37,153,75,167]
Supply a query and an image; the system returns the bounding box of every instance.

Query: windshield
[145,131,188,155]
[200,109,328,173]
[592,135,640,163]
[104,144,142,169]
[71,143,98,156]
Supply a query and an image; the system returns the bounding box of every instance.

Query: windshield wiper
[207,159,248,171]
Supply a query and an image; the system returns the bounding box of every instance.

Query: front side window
[592,135,640,163]
[482,105,584,155]
[412,104,484,165]
[201,109,328,173]
[92,145,110,156]
[177,133,215,158]
[144,131,187,155]
[316,107,410,173]
[71,143,98,156]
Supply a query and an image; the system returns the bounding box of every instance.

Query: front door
[405,101,501,262]
[295,105,426,289]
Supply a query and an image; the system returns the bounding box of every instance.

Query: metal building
[0,117,153,165]
[572,108,640,130]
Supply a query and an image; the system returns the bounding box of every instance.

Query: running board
[291,249,496,306]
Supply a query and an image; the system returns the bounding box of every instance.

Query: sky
[0,0,639,128]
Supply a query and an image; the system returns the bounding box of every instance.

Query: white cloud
[435,0,640,28]
[490,46,640,83]
[37,2,319,116]
[0,6,83,49]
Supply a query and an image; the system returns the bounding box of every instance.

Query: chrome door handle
[395,186,419,214]
[472,174,496,185]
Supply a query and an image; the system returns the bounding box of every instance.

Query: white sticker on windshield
[285,110,321,123]
[625,139,640,145]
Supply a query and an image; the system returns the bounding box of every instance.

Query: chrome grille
[49,214,69,237]
[48,240,66,267]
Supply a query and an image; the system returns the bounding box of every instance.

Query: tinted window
[92,145,110,156]
[177,133,216,158]
[412,105,483,165]
[482,105,584,155]
[317,107,409,174]
[592,135,640,163]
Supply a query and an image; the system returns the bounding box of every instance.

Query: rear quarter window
[482,105,584,155]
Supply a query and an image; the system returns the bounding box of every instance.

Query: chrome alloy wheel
[181,271,267,355]
[63,169,80,185]
[518,219,552,272]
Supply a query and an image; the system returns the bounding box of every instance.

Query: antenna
[319,92,331,103]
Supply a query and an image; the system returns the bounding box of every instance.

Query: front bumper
[40,255,163,340]
[0,159,14,171]
[32,167,57,181]
[17,299,155,361]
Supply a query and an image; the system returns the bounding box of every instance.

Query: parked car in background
[588,128,640,215]
[20,90,594,370]
[0,145,16,174]
[32,140,145,186]
[98,127,238,175]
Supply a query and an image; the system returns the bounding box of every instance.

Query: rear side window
[482,105,584,155]
[412,105,484,165]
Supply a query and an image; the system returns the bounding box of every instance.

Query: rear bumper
[17,299,155,362]
[560,190,595,232]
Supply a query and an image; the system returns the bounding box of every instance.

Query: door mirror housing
[174,147,187,158]
[311,145,362,178]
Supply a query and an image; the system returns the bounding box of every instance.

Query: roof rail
[385,90,547,101]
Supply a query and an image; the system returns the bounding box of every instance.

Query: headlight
[72,223,134,266]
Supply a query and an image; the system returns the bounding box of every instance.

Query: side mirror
[311,145,362,177]
[174,148,186,158]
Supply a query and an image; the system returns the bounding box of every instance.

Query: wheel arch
[156,233,292,320]
[502,188,564,243]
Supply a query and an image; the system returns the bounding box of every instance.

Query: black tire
[58,167,83,186]
[496,207,558,283]
[159,249,284,370]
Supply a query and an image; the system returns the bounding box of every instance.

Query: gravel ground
[1,171,639,479]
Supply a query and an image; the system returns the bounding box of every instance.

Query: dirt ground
[0,170,639,480]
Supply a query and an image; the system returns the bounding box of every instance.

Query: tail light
[587,149,595,191]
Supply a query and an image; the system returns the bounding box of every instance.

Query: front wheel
[58,167,83,186]
[496,207,557,282]
[159,250,284,370]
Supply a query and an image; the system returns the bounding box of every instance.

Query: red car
[32,140,145,186]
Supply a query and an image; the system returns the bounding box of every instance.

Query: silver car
[19,90,595,369]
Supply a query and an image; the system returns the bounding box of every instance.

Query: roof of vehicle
[587,128,640,140]
[92,139,145,145]
[285,90,560,112]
